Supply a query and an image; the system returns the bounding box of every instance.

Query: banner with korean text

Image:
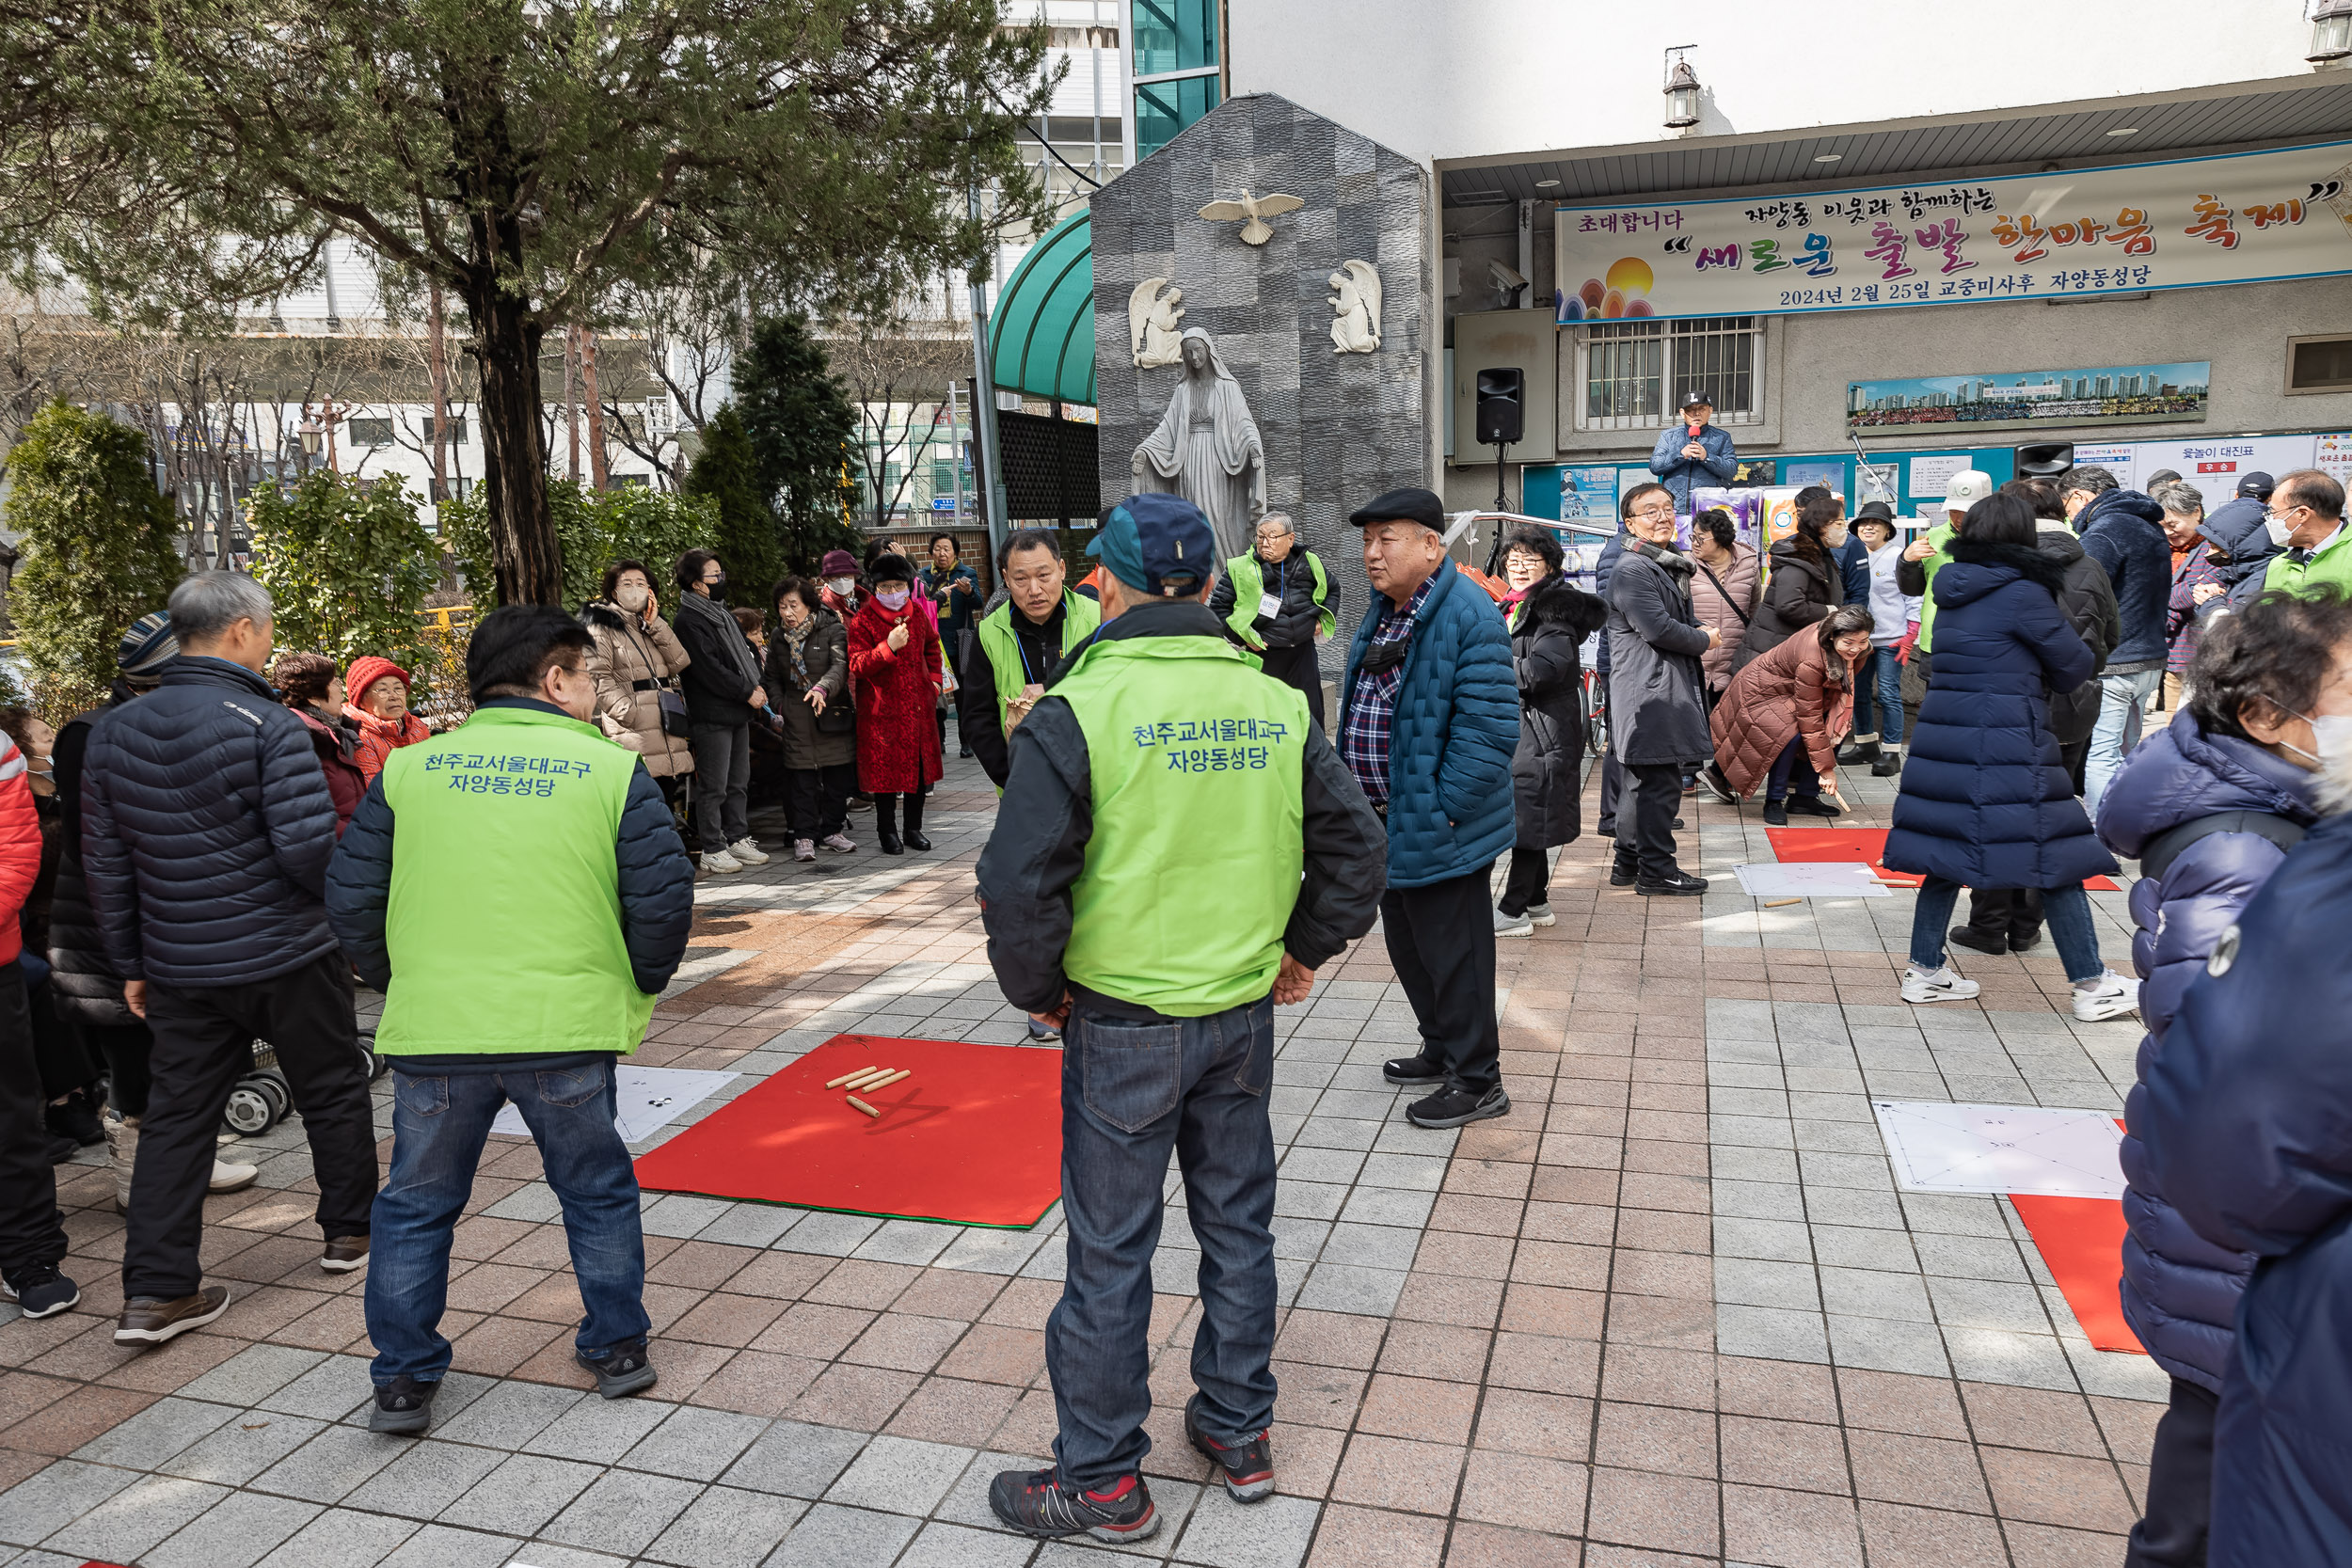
[1554,140,2352,322]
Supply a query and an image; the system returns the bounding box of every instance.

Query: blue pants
[2086,669,2163,818]
[1908,877,2105,983]
[1766,738,1819,803]
[1046,995,1278,1488]
[366,1058,648,1385]
[1851,646,1905,745]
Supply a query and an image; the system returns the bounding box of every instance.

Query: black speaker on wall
[1475,368,1525,446]
[2016,442,2074,477]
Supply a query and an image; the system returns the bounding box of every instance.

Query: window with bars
[1575,316,1765,432]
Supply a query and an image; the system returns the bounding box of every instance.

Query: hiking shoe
[1523,902,1557,927]
[1637,871,1708,896]
[699,848,743,876]
[1696,764,1736,803]
[578,1343,659,1399]
[820,832,856,853]
[2,1264,80,1320]
[1186,1395,1275,1502]
[1494,907,1534,938]
[116,1286,231,1345]
[1383,1055,1446,1086]
[1901,965,1980,1005]
[322,1236,369,1275]
[988,1467,1159,1543]
[2072,971,2140,1022]
[1947,925,2007,958]
[1406,1084,1510,1129]
[1762,800,1789,826]
[728,837,770,865]
[793,838,817,863]
[1786,794,1841,817]
[369,1374,437,1434]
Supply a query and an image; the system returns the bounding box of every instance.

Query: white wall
[1231,0,2318,168]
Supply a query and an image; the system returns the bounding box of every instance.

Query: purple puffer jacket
[2096,713,2319,1389]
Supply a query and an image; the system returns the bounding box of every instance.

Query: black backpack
[2136,810,2308,882]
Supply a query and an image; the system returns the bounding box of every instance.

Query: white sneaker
[2073,970,2141,1022]
[793,838,817,863]
[699,848,743,876]
[1494,907,1534,938]
[210,1159,258,1194]
[820,833,856,854]
[728,837,770,865]
[1524,903,1557,927]
[105,1112,138,1213]
[1901,965,1980,1005]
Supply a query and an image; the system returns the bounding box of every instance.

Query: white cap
[1944,469,1995,513]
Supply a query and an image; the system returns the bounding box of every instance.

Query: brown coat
[1688,541,1759,694]
[582,600,694,777]
[1709,630,1855,800]
[763,614,857,771]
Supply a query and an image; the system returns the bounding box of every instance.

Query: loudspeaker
[2016,442,2074,477]
[1475,368,1524,446]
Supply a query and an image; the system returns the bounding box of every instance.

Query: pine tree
[737,316,862,573]
[684,405,782,608]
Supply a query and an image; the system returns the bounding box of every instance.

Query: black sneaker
[1946,925,2008,958]
[369,1374,438,1434]
[1186,1395,1275,1502]
[1786,794,1841,818]
[1762,801,1788,826]
[1696,764,1736,803]
[577,1342,659,1399]
[988,1467,1159,1543]
[1406,1084,1510,1129]
[2,1263,80,1320]
[1609,857,1638,888]
[45,1087,103,1148]
[1637,871,1708,896]
[1383,1055,1445,1085]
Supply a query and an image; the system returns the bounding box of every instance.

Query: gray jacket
[1606,540,1714,768]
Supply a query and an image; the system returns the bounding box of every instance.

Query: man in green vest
[2261,468,2352,598]
[1207,512,1337,731]
[326,607,694,1435]
[1894,467,1994,665]
[957,527,1101,791]
[977,494,1384,1544]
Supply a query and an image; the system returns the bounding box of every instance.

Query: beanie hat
[818,549,860,578]
[117,611,179,676]
[345,656,411,703]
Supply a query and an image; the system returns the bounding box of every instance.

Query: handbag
[656,688,691,738]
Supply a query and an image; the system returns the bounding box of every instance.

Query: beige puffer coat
[582,600,693,777]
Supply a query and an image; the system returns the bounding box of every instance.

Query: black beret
[1347,487,1446,531]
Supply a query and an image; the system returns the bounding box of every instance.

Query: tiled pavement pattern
[0,753,2171,1566]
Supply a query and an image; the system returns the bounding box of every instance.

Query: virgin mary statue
[1129,327,1266,559]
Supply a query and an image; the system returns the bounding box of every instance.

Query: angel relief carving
[1327,261,1381,354]
[1128,277,1186,368]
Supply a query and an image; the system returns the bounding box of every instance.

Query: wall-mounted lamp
[1663,47,1701,130]
[2312,0,2352,61]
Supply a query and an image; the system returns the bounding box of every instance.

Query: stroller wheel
[223,1082,277,1135]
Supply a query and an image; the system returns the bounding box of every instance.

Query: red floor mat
[632,1034,1064,1228]
[1766,826,2119,892]
[2010,1193,2144,1354]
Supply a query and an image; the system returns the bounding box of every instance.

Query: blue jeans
[1851,646,1905,745]
[1766,738,1819,803]
[2084,668,2162,817]
[366,1058,648,1385]
[1908,877,2105,982]
[1046,995,1278,1488]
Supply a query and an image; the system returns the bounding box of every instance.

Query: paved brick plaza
[0,752,2162,1567]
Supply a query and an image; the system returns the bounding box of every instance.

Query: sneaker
[369,1374,438,1435]
[2009,927,2044,954]
[698,848,743,876]
[105,1111,137,1214]
[1871,752,1903,778]
[1383,1055,1446,1086]
[1494,907,1534,938]
[1901,965,1980,1005]
[1762,800,1788,826]
[1608,858,1638,888]
[1637,871,1708,896]
[1524,903,1557,927]
[322,1236,369,1275]
[577,1343,659,1399]
[45,1086,103,1148]
[1026,1020,1061,1043]
[1186,1395,1275,1503]
[1786,794,1841,818]
[988,1467,1159,1543]
[116,1286,231,1345]
[820,833,856,854]
[1696,764,1736,803]
[1407,1084,1511,1129]
[2072,970,2141,1022]
[793,838,817,863]
[1947,925,2008,958]
[2,1263,81,1319]
[211,1158,258,1195]
[728,837,770,865]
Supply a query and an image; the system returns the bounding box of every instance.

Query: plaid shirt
[1339,574,1435,808]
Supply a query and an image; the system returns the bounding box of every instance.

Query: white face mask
[614,583,648,611]
[876,586,912,610]
[826,576,857,596]
[2265,513,2296,548]
[2276,702,2352,772]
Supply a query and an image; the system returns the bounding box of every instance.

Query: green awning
[990,210,1095,406]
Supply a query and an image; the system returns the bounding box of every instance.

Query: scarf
[782,616,818,689]
[680,589,760,685]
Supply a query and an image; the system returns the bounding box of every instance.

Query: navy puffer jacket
[2201,497,2286,610]
[2097,713,2317,1390]
[1883,539,2121,889]
[81,657,342,987]
[1339,560,1518,889]
[2143,809,2352,1567]
[2074,488,2171,668]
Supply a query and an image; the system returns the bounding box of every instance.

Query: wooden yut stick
[842,1067,895,1090]
[846,1095,882,1117]
[1763,897,1803,908]
[824,1068,877,1089]
[864,1069,912,1091]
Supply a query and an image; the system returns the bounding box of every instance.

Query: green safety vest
[1913,521,1957,656]
[373,705,655,1056]
[975,591,1101,734]
[2263,523,2352,599]
[1223,549,1334,650]
[1055,633,1309,1017]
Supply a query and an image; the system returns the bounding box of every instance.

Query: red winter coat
[293,705,367,836]
[344,703,431,782]
[846,594,945,794]
[1709,630,1854,800]
[0,732,45,963]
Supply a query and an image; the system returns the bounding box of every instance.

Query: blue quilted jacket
[1339,561,1518,889]
[80,656,342,987]
[2098,713,2317,1390]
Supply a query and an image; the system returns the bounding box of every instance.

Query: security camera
[1487,259,1529,308]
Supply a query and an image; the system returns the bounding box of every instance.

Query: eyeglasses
[1629,505,1675,521]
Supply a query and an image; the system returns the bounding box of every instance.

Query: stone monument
[1129,327,1267,560]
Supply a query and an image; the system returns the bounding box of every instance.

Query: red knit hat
[344,656,411,701]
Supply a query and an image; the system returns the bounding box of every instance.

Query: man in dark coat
[81,573,379,1347]
[2062,466,2171,815]
[1606,494,1716,895]
[1495,527,1607,936]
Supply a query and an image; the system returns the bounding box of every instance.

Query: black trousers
[1257,643,1327,735]
[2126,1376,2217,1567]
[1499,847,1551,915]
[124,951,379,1301]
[1596,680,1622,832]
[873,791,927,840]
[1614,762,1685,879]
[1381,864,1501,1095]
[85,1021,153,1119]
[787,763,857,842]
[27,974,99,1100]
[1960,887,2044,943]
[0,964,67,1280]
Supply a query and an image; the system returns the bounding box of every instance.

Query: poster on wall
[1555,139,2352,322]
[2134,435,2317,512]
[1784,461,1846,492]
[2319,432,2352,488]
[1557,465,1620,521]
[1847,363,2209,435]
[2071,443,2139,489]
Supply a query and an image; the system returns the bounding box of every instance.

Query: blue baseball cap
[1088,494,1219,596]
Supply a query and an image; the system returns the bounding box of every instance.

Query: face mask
[706,573,727,594]
[826,576,856,596]
[1823,524,1850,548]
[876,586,912,610]
[614,583,648,612]
[2273,702,2352,771]
[2265,514,2296,548]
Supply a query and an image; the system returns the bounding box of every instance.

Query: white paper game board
[1872,1101,2125,1199]
[490,1064,738,1143]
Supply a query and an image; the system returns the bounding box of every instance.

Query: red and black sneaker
[987,1466,1158,1543]
[1186,1394,1276,1502]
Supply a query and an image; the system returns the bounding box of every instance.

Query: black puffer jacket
[1509,574,1608,848]
[48,692,136,1025]
[2034,525,2120,745]
[1732,540,1842,673]
[81,657,342,987]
